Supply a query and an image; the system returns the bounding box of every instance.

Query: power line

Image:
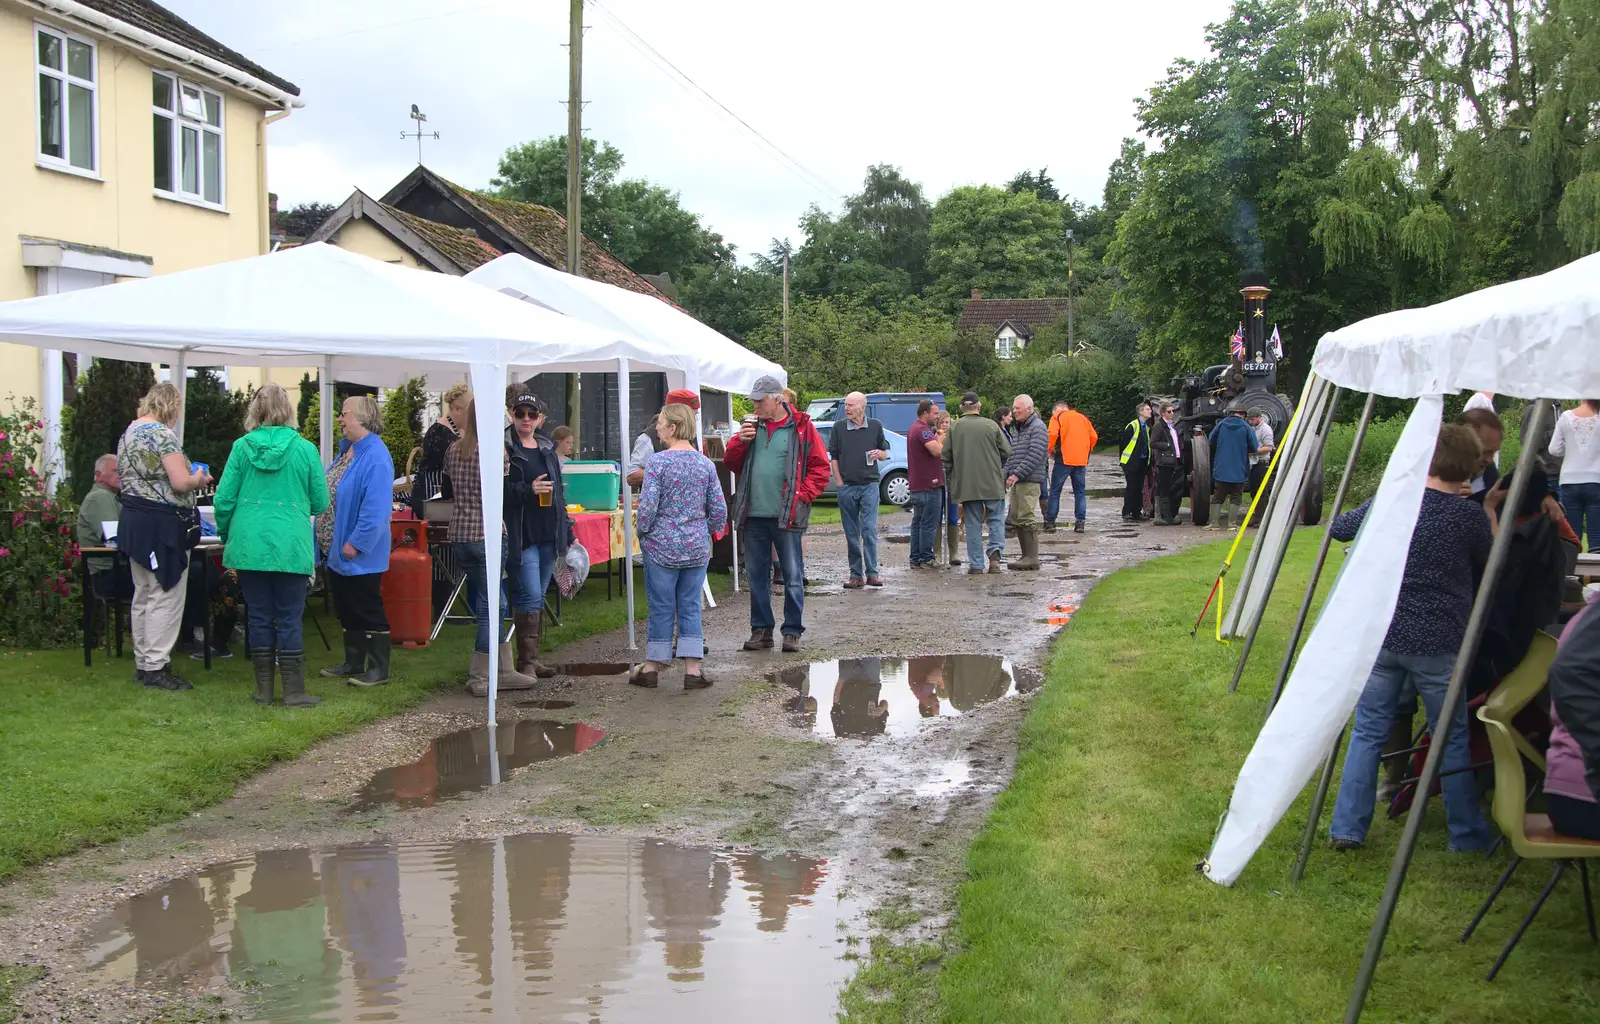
[586,0,845,201]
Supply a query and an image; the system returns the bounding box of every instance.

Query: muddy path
[0,454,1212,1022]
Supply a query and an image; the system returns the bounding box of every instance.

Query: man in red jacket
[724,375,831,653]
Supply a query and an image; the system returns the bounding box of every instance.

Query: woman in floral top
[632,402,727,689]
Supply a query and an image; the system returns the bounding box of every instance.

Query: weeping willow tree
[1319,0,1600,282]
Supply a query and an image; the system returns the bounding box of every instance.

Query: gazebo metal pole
[1227,386,1341,694]
[172,349,188,445]
[1344,399,1552,1023]
[617,357,638,651]
[318,356,334,465]
[730,474,740,594]
[1292,725,1346,885]
[1265,393,1377,718]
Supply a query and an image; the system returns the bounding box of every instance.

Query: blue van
[806,392,947,508]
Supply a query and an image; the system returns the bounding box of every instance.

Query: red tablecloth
[571,512,613,564]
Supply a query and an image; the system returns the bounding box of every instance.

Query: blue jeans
[510,541,557,613]
[453,541,510,655]
[1048,461,1087,524]
[837,482,880,578]
[645,558,706,661]
[947,492,961,525]
[238,570,307,652]
[961,499,1005,567]
[1330,648,1491,852]
[744,517,805,637]
[909,488,943,565]
[1563,481,1600,552]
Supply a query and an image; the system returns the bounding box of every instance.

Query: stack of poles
[1221,391,1557,1022]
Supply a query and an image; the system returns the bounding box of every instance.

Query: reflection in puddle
[81,835,852,1023]
[353,720,607,810]
[770,655,1029,739]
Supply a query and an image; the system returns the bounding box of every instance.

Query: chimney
[971,288,981,300]
[268,192,279,233]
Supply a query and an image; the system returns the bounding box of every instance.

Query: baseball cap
[509,391,545,413]
[665,388,701,411]
[960,390,981,408]
[747,375,785,402]
[1247,407,1265,419]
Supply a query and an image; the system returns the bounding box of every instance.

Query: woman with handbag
[504,387,572,679]
[117,382,212,691]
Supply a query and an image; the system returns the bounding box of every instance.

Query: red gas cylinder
[382,519,433,649]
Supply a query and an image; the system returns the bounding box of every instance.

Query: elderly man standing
[942,391,1012,575]
[829,392,891,589]
[725,376,830,653]
[1246,408,1276,498]
[1004,395,1048,570]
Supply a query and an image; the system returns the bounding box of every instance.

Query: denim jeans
[1330,648,1492,851]
[645,558,707,661]
[1048,461,1087,524]
[946,491,961,525]
[744,517,805,637]
[1563,481,1600,553]
[909,488,943,565]
[510,541,558,613]
[837,482,880,578]
[453,540,510,654]
[961,499,1006,567]
[238,570,308,651]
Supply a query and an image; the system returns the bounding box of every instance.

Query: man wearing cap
[1208,405,1259,531]
[942,391,1012,574]
[829,391,890,588]
[628,389,702,488]
[724,376,830,653]
[1246,408,1276,499]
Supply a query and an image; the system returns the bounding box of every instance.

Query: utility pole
[1064,227,1075,354]
[781,250,790,363]
[564,0,584,450]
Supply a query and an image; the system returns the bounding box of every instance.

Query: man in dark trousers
[1150,402,1186,525]
[1117,402,1153,522]
[829,391,891,588]
[1208,404,1259,531]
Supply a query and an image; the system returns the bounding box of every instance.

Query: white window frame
[996,332,1015,360]
[34,22,99,178]
[151,70,227,211]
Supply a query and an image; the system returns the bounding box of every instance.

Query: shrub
[984,351,1145,442]
[64,358,155,503]
[380,378,428,477]
[0,401,81,648]
[1322,408,1524,509]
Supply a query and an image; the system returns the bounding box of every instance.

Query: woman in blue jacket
[324,395,394,687]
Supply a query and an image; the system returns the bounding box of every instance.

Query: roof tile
[380,203,503,271]
[74,0,299,96]
[957,297,1074,335]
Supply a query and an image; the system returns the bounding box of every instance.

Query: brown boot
[515,611,557,678]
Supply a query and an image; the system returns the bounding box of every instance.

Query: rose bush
[0,399,82,648]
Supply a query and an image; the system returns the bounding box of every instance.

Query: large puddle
[770,655,1036,739]
[80,835,853,1023]
[354,719,607,811]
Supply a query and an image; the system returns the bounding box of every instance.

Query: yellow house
[0,0,304,477]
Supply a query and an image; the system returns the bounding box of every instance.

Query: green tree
[927,186,1068,311]
[296,372,316,429]
[182,370,247,481]
[1008,168,1061,203]
[677,256,781,342]
[300,390,321,445]
[276,201,338,240]
[379,378,427,478]
[490,135,722,280]
[64,358,154,502]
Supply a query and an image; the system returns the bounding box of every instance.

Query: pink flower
[0,547,11,558]
[0,431,8,440]
[3,452,11,463]
[11,513,22,528]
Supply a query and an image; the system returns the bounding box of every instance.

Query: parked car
[805,392,944,436]
[814,422,911,507]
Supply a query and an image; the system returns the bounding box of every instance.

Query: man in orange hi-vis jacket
[1046,399,1099,533]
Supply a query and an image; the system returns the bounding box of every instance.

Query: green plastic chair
[1480,631,1558,772]
[1460,709,1600,980]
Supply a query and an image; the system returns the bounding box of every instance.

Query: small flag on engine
[1269,324,1283,359]
[1230,323,1245,360]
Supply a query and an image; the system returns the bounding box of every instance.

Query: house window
[152,71,224,207]
[36,24,97,173]
[996,333,1015,360]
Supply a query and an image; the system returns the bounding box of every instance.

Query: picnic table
[79,541,224,671]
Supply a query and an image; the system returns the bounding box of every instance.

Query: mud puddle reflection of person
[773,655,1032,739]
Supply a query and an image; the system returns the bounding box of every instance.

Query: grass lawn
[808,498,906,526]
[843,530,1600,1023]
[0,570,657,884]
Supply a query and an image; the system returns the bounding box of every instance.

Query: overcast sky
[165,0,1235,259]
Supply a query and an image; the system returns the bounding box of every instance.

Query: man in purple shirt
[905,400,947,568]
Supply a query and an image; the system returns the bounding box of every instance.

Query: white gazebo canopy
[465,253,785,396]
[0,242,688,719]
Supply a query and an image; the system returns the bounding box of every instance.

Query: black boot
[321,628,363,678]
[280,650,321,707]
[348,632,391,687]
[250,647,276,705]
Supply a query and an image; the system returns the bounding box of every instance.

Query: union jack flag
[1229,323,1245,359]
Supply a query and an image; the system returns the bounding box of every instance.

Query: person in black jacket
[504,388,573,679]
[1117,403,1153,522]
[1150,402,1186,525]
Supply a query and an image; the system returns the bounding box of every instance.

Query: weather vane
[401,104,439,165]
